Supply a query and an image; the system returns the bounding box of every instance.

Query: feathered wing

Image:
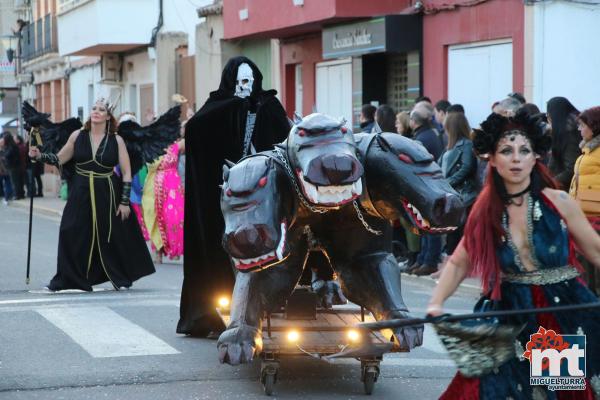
[22,101,82,182]
[22,101,82,154]
[118,105,181,175]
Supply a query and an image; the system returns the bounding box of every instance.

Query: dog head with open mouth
[221,155,294,272]
[360,133,466,234]
[284,113,364,208]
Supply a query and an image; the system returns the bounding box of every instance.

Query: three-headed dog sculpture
[218,113,465,365]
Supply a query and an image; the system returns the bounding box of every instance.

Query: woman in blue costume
[428,110,600,399]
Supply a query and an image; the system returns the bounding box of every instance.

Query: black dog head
[363,133,465,233]
[221,155,294,272]
[286,113,364,207]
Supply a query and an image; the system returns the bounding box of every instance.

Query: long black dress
[47,131,155,291]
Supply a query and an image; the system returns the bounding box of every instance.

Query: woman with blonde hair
[395,111,412,137]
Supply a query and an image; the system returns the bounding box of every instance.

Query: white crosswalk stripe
[36,306,180,358]
[0,292,455,362]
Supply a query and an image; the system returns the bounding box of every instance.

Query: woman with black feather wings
[177,57,290,337]
[26,99,181,291]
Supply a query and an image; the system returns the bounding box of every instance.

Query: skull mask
[234,63,254,98]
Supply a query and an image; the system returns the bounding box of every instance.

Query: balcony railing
[21,15,58,62]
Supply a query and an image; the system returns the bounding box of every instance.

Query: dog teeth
[233,251,276,266]
[298,175,360,205]
[276,222,286,260]
[352,179,363,195]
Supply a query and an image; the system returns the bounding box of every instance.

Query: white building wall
[68,62,99,120]
[58,0,158,55]
[531,1,600,111]
[67,61,131,121]
[195,12,226,107]
[162,0,212,56]
[122,50,155,117]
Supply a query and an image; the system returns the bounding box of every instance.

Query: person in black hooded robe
[177,56,290,337]
[546,96,581,189]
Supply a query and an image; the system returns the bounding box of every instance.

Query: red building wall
[223,0,410,39]
[280,35,322,117]
[422,0,524,102]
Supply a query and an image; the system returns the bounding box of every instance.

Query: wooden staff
[25,127,42,284]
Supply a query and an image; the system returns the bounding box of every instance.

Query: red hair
[463,161,558,299]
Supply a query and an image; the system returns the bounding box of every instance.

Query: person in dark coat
[0,136,14,204]
[359,104,376,133]
[177,56,290,337]
[410,103,444,160]
[437,112,479,257]
[406,103,444,275]
[547,96,581,189]
[2,132,22,200]
[375,104,396,132]
[14,135,27,199]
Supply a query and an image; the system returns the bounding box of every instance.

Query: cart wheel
[261,360,278,396]
[263,373,275,396]
[363,371,376,395]
[361,362,379,395]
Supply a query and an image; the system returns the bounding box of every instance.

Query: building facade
[420,0,524,127]
[195,0,280,109]
[20,0,69,124]
[222,0,413,129]
[0,0,22,132]
[57,0,206,122]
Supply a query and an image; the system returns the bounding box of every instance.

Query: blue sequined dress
[440,193,600,400]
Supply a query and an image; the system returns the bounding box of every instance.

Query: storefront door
[316,58,353,127]
[448,40,512,127]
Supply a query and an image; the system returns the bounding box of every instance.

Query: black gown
[47,131,155,291]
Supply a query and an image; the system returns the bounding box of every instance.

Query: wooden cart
[218,289,400,396]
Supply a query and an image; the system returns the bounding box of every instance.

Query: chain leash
[274,147,382,235]
[274,147,329,214]
[352,200,382,235]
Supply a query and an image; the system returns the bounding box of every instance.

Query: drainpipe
[150,0,164,48]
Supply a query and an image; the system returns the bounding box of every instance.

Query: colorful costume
[143,142,184,259]
[130,165,149,241]
[441,193,600,399]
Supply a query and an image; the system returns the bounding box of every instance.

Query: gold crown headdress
[94,90,122,114]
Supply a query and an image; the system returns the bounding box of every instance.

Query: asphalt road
[0,205,480,399]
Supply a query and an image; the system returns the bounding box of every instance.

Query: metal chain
[274,148,382,235]
[274,147,329,214]
[352,200,382,235]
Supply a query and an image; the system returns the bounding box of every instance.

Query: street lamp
[1,35,17,62]
[0,34,23,138]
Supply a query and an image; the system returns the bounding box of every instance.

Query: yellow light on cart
[347,329,361,342]
[217,297,230,308]
[287,330,300,343]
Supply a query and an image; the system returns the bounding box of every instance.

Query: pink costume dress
[143,143,184,259]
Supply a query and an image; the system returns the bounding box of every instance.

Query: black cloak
[177,57,291,336]
[546,96,580,189]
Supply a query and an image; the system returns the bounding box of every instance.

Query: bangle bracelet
[426,304,443,314]
[39,152,59,166]
[120,181,131,206]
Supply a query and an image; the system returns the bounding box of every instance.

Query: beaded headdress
[472,109,551,157]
